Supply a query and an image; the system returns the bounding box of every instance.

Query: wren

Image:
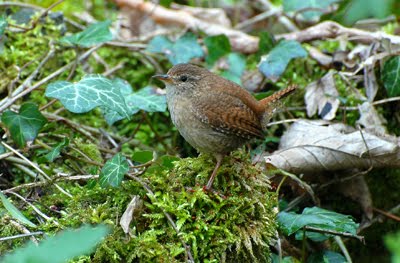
[153,63,297,190]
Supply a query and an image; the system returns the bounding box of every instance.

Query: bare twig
[3,42,56,104]
[0,231,44,242]
[303,226,364,243]
[3,175,99,194]
[373,207,400,222]
[8,191,59,225]
[278,170,318,205]
[1,142,72,198]
[4,0,65,33]
[0,45,102,113]
[8,219,39,244]
[334,236,353,263]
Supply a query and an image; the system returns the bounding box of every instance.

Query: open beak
[152,74,172,83]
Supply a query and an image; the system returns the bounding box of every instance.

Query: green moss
[3,150,277,262]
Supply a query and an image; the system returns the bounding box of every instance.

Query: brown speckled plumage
[154,63,297,190]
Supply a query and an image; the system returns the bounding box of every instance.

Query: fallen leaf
[265,120,399,174]
[357,101,387,136]
[120,195,143,234]
[305,71,340,120]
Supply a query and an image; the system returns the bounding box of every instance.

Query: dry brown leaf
[305,72,340,120]
[338,176,373,221]
[265,120,400,174]
[120,195,143,234]
[172,3,231,27]
[357,101,387,135]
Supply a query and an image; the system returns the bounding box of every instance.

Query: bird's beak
[152,74,172,83]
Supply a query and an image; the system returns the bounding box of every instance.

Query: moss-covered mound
[122,150,278,262]
[2,150,277,262]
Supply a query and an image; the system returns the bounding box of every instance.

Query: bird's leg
[204,154,223,191]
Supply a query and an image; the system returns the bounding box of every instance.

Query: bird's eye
[180,75,188,82]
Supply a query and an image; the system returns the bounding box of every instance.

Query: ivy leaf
[335,0,395,26]
[126,87,167,113]
[204,34,231,66]
[103,84,167,125]
[307,250,347,263]
[257,32,275,58]
[381,56,400,97]
[45,74,130,119]
[1,225,110,263]
[283,0,339,20]
[99,153,129,187]
[0,15,7,36]
[258,40,307,82]
[221,53,246,85]
[60,20,113,47]
[147,33,204,65]
[0,192,36,227]
[44,137,70,162]
[132,150,154,163]
[278,207,358,241]
[1,103,47,147]
[101,78,135,125]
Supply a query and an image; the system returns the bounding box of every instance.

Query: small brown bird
[153,63,296,190]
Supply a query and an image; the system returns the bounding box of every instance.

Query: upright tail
[259,84,298,132]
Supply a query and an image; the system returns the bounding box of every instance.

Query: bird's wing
[192,92,263,139]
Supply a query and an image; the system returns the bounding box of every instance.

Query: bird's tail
[259,84,298,132]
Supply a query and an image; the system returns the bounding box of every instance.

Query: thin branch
[303,226,365,243]
[373,207,400,222]
[0,231,44,242]
[334,236,353,263]
[9,219,39,244]
[5,0,65,33]
[0,45,102,113]
[3,175,99,194]
[8,191,59,226]
[1,142,72,198]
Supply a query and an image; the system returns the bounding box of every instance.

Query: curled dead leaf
[265,120,399,174]
[120,195,143,234]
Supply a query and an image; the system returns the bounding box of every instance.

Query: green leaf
[257,32,275,58]
[0,15,7,36]
[385,231,400,263]
[283,0,339,20]
[335,0,395,26]
[101,78,136,125]
[277,207,358,241]
[271,254,297,263]
[0,192,36,227]
[60,20,113,47]
[382,56,400,97]
[104,85,167,125]
[1,103,47,147]
[132,150,153,163]
[1,225,110,263]
[99,153,129,187]
[204,34,231,66]
[258,40,307,82]
[147,33,204,65]
[126,86,167,113]
[221,53,246,85]
[307,250,347,263]
[44,137,70,162]
[45,74,130,118]
[0,144,5,154]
